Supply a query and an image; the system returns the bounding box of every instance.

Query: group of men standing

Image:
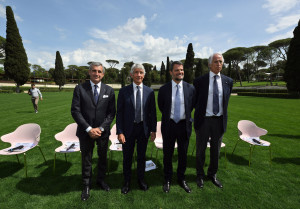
[71,53,233,201]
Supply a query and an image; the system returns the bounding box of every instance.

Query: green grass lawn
[233,81,286,87]
[0,91,299,209]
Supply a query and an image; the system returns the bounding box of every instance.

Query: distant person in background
[28,83,43,113]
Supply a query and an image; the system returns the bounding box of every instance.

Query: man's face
[209,54,223,74]
[89,65,104,84]
[130,68,144,85]
[32,85,35,89]
[170,64,184,83]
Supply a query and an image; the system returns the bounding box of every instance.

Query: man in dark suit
[116,63,157,194]
[71,62,116,201]
[158,61,195,193]
[193,53,233,189]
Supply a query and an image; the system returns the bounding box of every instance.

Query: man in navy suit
[158,61,195,193]
[116,63,157,194]
[71,62,116,201]
[193,53,233,189]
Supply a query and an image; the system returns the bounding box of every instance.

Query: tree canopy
[53,51,65,90]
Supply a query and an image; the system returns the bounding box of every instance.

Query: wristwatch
[100,127,104,132]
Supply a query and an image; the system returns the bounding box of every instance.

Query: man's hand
[118,134,126,144]
[40,98,43,101]
[150,132,156,142]
[88,128,102,139]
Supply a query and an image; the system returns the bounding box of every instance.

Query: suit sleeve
[150,90,157,132]
[100,88,116,131]
[157,87,164,113]
[116,89,124,135]
[71,85,90,130]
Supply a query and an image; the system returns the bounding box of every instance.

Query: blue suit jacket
[158,81,195,139]
[116,83,157,139]
[193,73,233,133]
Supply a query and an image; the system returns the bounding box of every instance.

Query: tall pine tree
[165,56,171,82]
[160,61,165,83]
[4,6,30,93]
[284,20,300,93]
[183,43,195,83]
[54,51,65,90]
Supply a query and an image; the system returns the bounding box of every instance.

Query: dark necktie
[213,75,219,115]
[135,86,141,123]
[173,84,181,123]
[94,85,99,104]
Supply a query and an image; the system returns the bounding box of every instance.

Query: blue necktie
[135,86,141,123]
[213,75,219,115]
[173,84,181,123]
[94,85,99,104]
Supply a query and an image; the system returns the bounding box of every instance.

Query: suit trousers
[31,97,39,111]
[196,116,223,178]
[79,136,109,186]
[122,122,148,182]
[163,119,189,182]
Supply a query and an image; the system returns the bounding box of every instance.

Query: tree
[76,66,89,84]
[0,36,6,64]
[53,51,65,90]
[160,61,166,83]
[142,63,153,87]
[106,59,119,68]
[183,43,195,83]
[284,20,300,93]
[195,58,204,78]
[31,64,47,78]
[269,38,291,61]
[4,6,30,93]
[258,46,278,86]
[165,57,171,82]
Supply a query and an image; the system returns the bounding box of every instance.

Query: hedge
[237,92,300,99]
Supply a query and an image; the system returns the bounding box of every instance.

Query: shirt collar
[172,80,183,88]
[90,80,101,88]
[210,71,221,78]
[133,82,143,89]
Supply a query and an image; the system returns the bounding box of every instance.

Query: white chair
[0,123,46,177]
[232,120,271,166]
[53,123,80,174]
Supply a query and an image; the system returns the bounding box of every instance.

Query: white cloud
[266,14,300,33]
[0,4,5,18]
[195,47,214,59]
[216,12,223,18]
[54,26,67,40]
[266,30,294,44]
[263,0,300,15]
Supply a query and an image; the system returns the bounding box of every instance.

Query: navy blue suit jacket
[193,73,233,133]
[116,83,157,139]
[71,81,116,139]
[158,81,195,139]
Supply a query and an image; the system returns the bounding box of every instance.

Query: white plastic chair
[53,123,80,174]
[232,120,271,166]
[0,123,46,177]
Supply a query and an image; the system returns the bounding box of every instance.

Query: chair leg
[249,145,254,166]
[232,139,240,154]
[37,145,47,163]
[53,153,56,174]
[64,153,67,162]
[24,153,27,178]
[16,154,20,164]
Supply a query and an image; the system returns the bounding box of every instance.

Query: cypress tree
[165,56,171,82]
[183,43,195,83]
[54,51,65,90]
[4,6,30,93]
[160,61,165,83]
[142,63,152,87]
[195,58,203,78]
[284,19,300,93]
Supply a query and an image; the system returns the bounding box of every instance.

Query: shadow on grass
[268,134,300,140]
[226,153,249,166]
[0,161,23,178]
[16,111,34,114]
[16,159,81,195]
[272,157,300,165]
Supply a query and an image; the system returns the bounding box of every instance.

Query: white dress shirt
[206,71,223,116]
[133,82,143,122]
[86,81,102,133]
[171,80,185,121]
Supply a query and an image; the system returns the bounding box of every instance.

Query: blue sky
[0,0,299,70]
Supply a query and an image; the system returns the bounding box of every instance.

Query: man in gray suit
[193,53,233,189]
[71,62,116,201]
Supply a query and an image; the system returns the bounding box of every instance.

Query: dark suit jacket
[116,83,157,139]
[158,81,195,139]
[71,81,116,139]
[193,73,233,133]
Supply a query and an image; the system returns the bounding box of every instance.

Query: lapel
[129,84,135,108]
[97,83,105,105]
[142,85,148,109]
[182,81,188,113]
[221,74,229,104]
[84,81,95,105]
[203,73,209,102]
[166,81,172,115]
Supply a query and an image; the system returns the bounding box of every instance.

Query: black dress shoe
[163,181,171,193]
[178,180,191,193]
[138,180,149,191]
[81,186,90,201]
[97,181,110,191]
[196,177,204,188]
[208,176,223,188]
[121,182,130,194]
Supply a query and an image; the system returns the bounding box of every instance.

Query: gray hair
[208,53,224,66]
[88,61,105,73]
[170,60,183,71]
[130,63,146,75]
